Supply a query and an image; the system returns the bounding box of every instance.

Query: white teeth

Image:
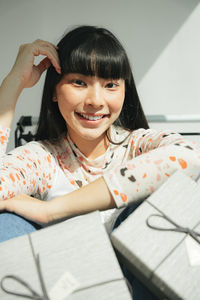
[78,113,104,121]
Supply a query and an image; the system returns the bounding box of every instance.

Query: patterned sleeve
[103,128,200,208]
[0,126,56,200]
[0,125,10,165]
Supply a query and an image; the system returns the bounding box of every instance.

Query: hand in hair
[10,39,61,89]
[0,39,61,128]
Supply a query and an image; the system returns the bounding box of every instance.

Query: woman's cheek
[109,96,124,113]
[58,94,78,109]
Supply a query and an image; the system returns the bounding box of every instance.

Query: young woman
[0,24,200,235]
[0,25,199,298]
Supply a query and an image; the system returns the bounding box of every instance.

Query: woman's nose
[85,85,104,107]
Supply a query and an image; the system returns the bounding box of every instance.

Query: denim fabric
[113,203,159,300]
[0,212,42,242]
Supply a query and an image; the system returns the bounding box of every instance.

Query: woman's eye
[72,79,86,86]
[106,82,118,89]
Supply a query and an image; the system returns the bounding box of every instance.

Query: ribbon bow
[0,235,50,299]
[146,212,200,244]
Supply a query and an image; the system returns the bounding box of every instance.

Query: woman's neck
[69,133,110,160]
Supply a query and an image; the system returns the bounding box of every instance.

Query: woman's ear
[52,95,57,102]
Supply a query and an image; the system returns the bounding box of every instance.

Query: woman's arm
[0,74,23,128]
[0,141,57,200]
[0,40,61,128]
[104,143,200,208]
[0,40,61,199]
[1,132,200,225]
[49,139,200,223]
[48,177,116,222]
[0,177,116,224]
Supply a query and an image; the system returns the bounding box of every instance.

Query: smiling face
[55,73,125,157]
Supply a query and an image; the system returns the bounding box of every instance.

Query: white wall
[0,0,199,151]
[138,3,200,115]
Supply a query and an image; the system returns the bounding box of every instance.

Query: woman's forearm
[0,73,23,128]
[48,177,116,222]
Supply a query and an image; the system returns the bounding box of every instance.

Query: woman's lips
[76,112,109,121]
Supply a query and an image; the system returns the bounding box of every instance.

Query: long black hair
[35,25,149,141]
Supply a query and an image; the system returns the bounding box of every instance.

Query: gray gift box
[0,211,132,300]
[111,171,200,300]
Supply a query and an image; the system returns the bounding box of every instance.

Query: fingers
[11,39,61,88]
[31,39,61,74]
[37,57,52,74]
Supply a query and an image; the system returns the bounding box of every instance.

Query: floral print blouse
[1,124,200,232]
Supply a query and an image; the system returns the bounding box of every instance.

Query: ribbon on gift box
[146,212,200,244]
[0,234,50,300]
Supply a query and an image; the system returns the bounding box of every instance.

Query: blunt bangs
[58,28,131,81]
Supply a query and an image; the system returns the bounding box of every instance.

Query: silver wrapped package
[0,211,132,300]
[111,171,200,300]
